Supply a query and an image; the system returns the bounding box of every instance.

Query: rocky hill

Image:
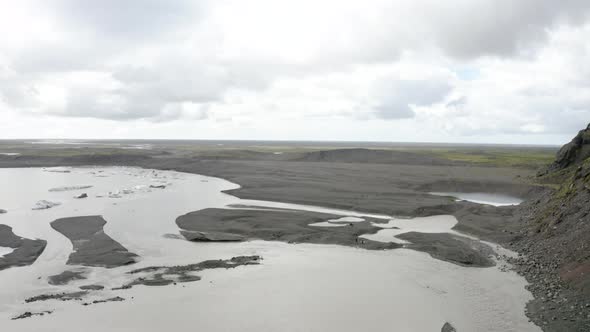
[511,123,590,331]
[546,123,590,172]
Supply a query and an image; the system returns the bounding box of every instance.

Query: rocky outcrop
[510,123,590,331]
[441,322,457,332]
[545,123,590,173]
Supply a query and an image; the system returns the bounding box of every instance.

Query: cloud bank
[0,0,589,143]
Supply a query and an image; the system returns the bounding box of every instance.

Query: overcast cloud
[0,0,589,144]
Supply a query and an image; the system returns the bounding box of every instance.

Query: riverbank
[0,166,541,331]
[0,141,560,330]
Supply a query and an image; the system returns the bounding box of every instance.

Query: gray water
[430,192,524,206]
[0,167,539,331]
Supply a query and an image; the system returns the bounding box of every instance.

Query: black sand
[82,296,125,306]
[115,255,261,289]
[20,256,261,318]
[79,284,104,291]
[177,207,493,266]
[48,270,87,285]
[177,208,400,250]
[145,156,535,246]
[397,232,495,267]
[0,141,568,328]
[25,291,88,303]
[12,311,53,320]
[0,224,47,271]
[50,216,137,268]
[180,230,245,242]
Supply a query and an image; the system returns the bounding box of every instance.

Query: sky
[0,0,589,145]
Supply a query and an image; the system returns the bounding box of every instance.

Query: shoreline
[0,152,551,329]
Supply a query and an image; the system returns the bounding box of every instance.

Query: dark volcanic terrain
[176,207,495,267]
[51,216,137,268]
[177,208,396,249]
[0,224,47,271]
[0,133,587,330]
[507,124,590,331]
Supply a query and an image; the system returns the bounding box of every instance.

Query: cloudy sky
[1,0,589,144]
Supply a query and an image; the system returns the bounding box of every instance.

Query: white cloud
[0,0,589,143]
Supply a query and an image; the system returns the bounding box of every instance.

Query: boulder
[441,322,457,332]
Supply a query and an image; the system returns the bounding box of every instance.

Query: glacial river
[0,167,540,331]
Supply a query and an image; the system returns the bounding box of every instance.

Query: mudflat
[50,216,137,268]
[177,207,399,250]
[0,143,544,265]
[177,207,495,266]
[0,224,47,271]
[48,270,88,286]
[397,232,495,267]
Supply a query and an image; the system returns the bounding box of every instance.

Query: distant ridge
[296,148,451,165]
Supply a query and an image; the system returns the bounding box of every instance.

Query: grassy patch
[417,148,556,168]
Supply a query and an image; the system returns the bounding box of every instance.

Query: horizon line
[0,138,561,148]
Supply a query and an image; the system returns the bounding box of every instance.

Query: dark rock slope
[544,123,590,173]
[510,123,590,331]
